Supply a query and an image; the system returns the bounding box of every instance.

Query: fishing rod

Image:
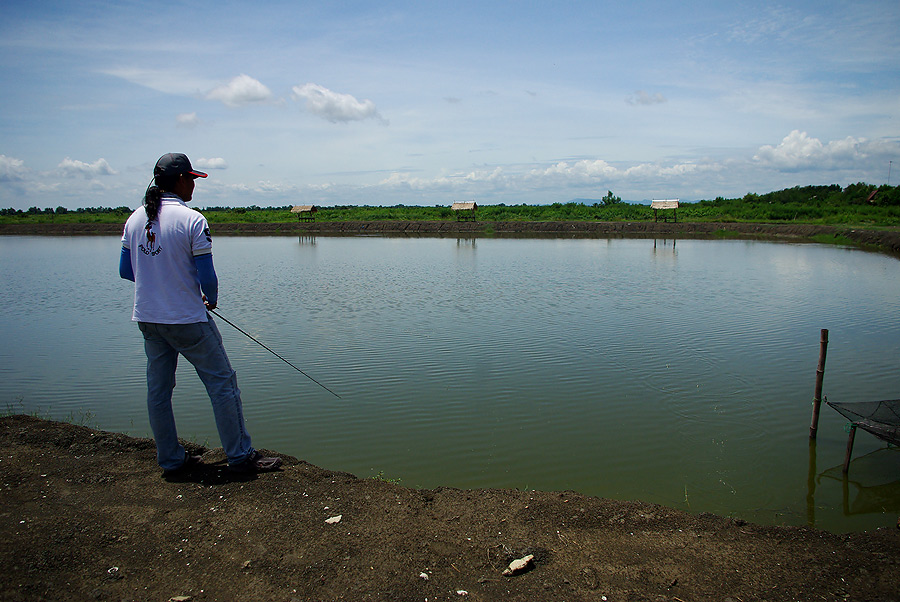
[209,309,341,399]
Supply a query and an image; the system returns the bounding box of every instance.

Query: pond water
[1,234,899,533]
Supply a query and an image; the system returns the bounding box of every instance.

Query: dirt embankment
[3,221,900,255]
[1,415,898,602]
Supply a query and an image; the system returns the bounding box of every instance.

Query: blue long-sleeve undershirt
[194,253,218,306]
[119,246,134,281]
[119,246,218,305]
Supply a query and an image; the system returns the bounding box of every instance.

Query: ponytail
[144,185,163,223]
[143,174,177,223]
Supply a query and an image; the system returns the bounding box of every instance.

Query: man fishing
[119,152,281,476]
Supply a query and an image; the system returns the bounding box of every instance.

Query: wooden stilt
[809,329,829,439]
[842,424,857,474]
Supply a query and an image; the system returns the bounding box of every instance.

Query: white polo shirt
[122,194,213,324]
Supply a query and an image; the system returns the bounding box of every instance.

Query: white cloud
[378,172,458,191]
[221,180,301,196]
[536,160,620,180]
[57,157,116,178]
[206,74,273,107]
[526,159,711,185]
[624,162,712,178]
[176,112,200,128]
[31,182,61,194]
[291,83,386,124]
[196,157,228,170]
[0,155,27,182]
[753,130,865,169]
[627,90,667,106]
[373,158,719,199]
[255,180,291,193]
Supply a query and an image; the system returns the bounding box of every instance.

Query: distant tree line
[0,206,133,216]
[685,184,900,223]
[2,183,899,225]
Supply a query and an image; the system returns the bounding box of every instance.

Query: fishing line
[209,309,342,399]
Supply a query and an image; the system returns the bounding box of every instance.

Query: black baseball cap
[154,153,208,179]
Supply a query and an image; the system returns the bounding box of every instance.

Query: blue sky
[0,0,897,210]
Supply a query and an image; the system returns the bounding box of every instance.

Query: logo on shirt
[204,226,212,242]
[139,221,162,256]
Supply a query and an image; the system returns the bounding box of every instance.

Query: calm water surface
[1,234,899,533]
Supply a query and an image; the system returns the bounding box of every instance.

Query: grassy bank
[3,183,900,228]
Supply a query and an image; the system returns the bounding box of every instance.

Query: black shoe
[163,452,203,476]
[228,450,282,473]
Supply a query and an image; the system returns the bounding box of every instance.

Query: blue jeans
[138,316,254,470]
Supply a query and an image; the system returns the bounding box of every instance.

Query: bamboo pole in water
[809,329,829,439]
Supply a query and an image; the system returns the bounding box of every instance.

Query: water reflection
[652,238,676,253]
[807,441,818,526]
[808,447,900,525]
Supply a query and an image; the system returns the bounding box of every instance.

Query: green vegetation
[681,184,900,226]
[601,190,622,205]
[369,470,403,485]
[3,183,900,228]
[809,233,856,247]
[2,400,97,428]
[0,205,134,223]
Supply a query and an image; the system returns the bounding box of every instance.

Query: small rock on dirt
[502,554,534,576]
